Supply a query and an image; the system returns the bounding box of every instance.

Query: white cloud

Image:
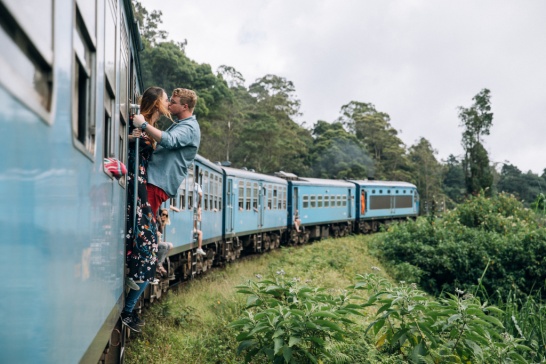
[142,0,546,174]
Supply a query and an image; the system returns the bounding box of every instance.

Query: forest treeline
[133,2,546,212]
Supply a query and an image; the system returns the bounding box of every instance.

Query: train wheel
[263,235,271,251]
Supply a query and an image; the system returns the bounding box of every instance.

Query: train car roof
[349,180,417,188]
[291,177,355,187]
[222,166,288,184]
[194,154,224,173]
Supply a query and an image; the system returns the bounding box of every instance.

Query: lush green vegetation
[126,201,546,363]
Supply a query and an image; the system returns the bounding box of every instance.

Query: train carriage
[288,177,357,242]
[0,0,143,362]
[351,180,419,233]
[222,167,287,255]
[160,155,224,279]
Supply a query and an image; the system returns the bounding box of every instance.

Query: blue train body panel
[161,155,224,252]
[222,167,287,237]
[0,1,142,362]
[351,180,419,220]
[288,178,357,228]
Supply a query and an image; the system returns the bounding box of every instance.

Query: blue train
[0,1,419,363]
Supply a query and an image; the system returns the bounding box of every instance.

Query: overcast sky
[141,0,546,174]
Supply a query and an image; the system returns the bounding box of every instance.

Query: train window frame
[238,181,244,210]
[0,1,54,123]
[102,87,115,178]
[218,177,222,211]
[317,195,323,208]
[282,187,286,209]
[179,182,186,210]
[267,185,272,209]
[246,182,251,210]
[72,6,97,159]
[302,195,309,209]
[330,195,335,207]
[201,171,210,211]
[187,173,195,208]
[310,195,316,208]
[337,195,341,207]
[253,183,258,209]
[324,194,329,208]
[342,195,347,207]
[372,189,375,194]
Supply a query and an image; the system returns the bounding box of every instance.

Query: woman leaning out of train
[123,86,171,333]
[156,208,173,277]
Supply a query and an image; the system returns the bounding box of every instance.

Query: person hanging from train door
[123,86,171,333]
[132,88,201,218]
[193,172,206,256]
[361,191,366,215]
[156,208,173,277]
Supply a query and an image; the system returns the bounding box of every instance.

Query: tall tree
[458,89,494,195]
[339,101,411,181]
[408,138,444,213]
[442,154,466,206]
[309,121,373,179]
[231,75,311,174]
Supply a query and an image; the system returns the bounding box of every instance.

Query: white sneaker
[196,248,206,256]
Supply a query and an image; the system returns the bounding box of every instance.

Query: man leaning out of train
[132,88,201,217]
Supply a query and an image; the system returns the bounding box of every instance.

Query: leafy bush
[229,271,364,363]
[353,273,533,363]
[374,193,546,298]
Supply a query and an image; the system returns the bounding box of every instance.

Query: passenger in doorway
[194,181,206,256]
[294,209,301,233]
[132,88,201,217]
[123,86,171,332]
[156,208,173,277]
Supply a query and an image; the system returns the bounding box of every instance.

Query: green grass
[125,235,390,363]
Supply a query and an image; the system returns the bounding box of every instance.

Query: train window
[379,190,383,194]
[387,190,391,194]
[324,195,329,207]
[0,1,53,119]
[282,188,286,209]
[170,196,177,208]
[104,0,116,93]
[372,190,375,194]
[302,195,309,209]
[246,182,251,210]
[179,183,186,210]
[238,181,244,210]
[267,185,272,209]
[396,190,399,194]
[318,195,323,208]
[310,195,316,208]
[330,195,335,207]
[103,87,114,177]
[216,176,220,209]
[72,7,97,156]
[118,115,127,186]
[188,173,195,208]
[342,195,347,207]
[217,178,221,211]
[337,195,341,207]
[403,190,406,193]
[204,172,209,211]
[253,183,258,209]
[273,188,278,210]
